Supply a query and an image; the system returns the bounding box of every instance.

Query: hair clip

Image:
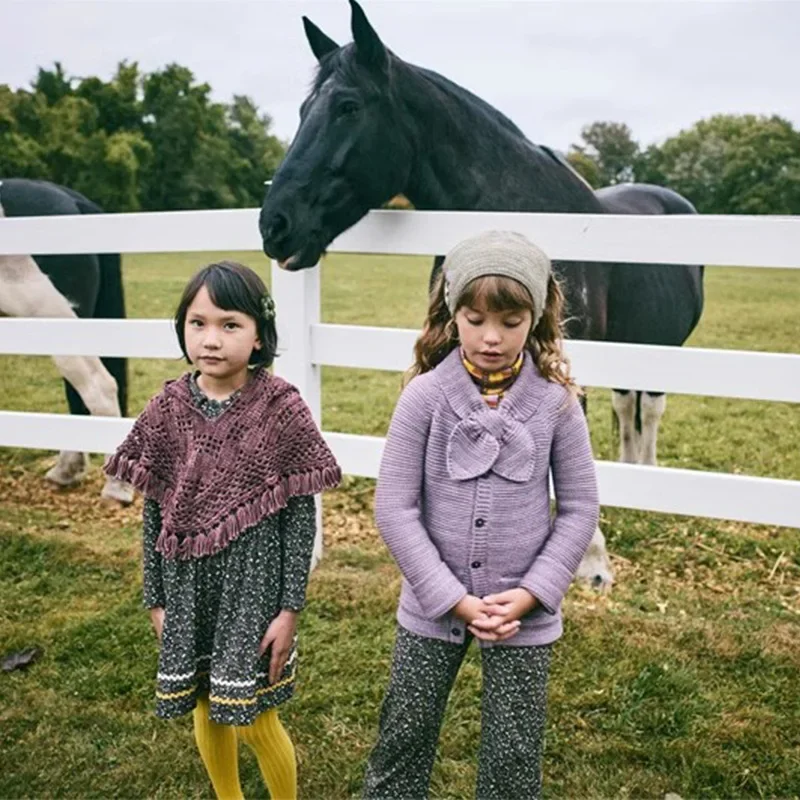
[261,293,276,322]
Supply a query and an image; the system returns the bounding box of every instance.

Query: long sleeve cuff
[414,566,469,620]
[520,556,575,615]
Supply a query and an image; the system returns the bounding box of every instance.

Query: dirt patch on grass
[758,621,800,663]
[0,466,140,566]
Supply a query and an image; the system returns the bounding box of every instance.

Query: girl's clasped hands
[455,589,538,642]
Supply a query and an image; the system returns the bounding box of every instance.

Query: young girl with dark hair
[107,261,340,799]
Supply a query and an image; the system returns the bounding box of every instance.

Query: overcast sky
[2,0,798,151]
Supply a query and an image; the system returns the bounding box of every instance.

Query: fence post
[270,260,325,566]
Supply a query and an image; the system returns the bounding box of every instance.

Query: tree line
[0,62,285,212]
[567,117,800,215]
[2,62,798,216]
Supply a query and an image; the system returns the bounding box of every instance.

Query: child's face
[455,301,532,372]
[184,286,261,382]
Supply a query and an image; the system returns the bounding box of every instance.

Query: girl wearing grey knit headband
[365,230,598,799]
[406,229,579,400]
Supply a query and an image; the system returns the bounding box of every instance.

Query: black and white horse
[0,178,133,503]
[258,1,707,589]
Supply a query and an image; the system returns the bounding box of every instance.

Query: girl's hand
[453,594,489,624]
[453,594,519,642]
[467,588,536,642]
[480,588,538,625]
[467,618,521,642]
[259,610,298,684]
[149,607,165,643]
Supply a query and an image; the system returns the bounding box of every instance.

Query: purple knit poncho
[105,368,341,560]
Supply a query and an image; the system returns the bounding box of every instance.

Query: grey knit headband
[442,230,552,328]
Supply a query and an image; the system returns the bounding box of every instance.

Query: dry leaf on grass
[2,647,43,672]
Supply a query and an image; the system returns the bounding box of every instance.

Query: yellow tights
[193,696,297,800]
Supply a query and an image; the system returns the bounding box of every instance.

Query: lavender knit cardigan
[375,348,600,647]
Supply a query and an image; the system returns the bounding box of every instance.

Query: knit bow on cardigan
[446,408,536,482]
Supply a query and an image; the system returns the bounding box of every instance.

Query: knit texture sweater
[105,367,341,560]
[375,348,599,647]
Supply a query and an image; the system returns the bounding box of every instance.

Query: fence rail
[2,207,800,267]
[1,208,799,530]
[1,319,799,403]
[0,411,796,528]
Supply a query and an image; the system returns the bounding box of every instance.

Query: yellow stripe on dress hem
[209,674,295,706]
[156,686,196,701]
[157,672,295,705]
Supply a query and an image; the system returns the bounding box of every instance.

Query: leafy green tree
[565,149,602,189]
[0,87,47,177]
[0,62,285,211]
[75,62,142,134]
[571,121,639,186]
[32,63,72,106]
[227,95,286,205]
[637,114,800,214]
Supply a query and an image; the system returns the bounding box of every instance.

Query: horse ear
[302,16,340,62]
[349,0,387,70]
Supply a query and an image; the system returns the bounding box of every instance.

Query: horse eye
[337,101,360,117]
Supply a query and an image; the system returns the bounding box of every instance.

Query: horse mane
[312,45,529,142]
[305,42,600,218]
[536,144,597,192]
[413,66,528,141]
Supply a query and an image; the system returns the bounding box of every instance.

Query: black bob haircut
[174,261,278,367]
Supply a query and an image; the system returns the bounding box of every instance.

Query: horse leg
[571,392,613,592]
[0,255,134,504]
[639,392,666,466]
[51,349,134,503]
[575,526,614,592]
[47,451,90,487]
[611,389,640,463]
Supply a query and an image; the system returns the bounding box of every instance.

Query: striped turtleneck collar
[460,349,524,408]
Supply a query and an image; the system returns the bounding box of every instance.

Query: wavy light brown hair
[405,272,581,399]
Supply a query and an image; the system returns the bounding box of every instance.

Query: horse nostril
[265,212,291,243]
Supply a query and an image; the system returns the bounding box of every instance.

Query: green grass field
[1,252,798,799]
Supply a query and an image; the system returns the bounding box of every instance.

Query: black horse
[0,178,132,503]
[260,0,705,587]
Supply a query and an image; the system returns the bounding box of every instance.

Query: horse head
[260,0,413,270]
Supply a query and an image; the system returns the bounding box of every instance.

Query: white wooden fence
[1,209,799,529]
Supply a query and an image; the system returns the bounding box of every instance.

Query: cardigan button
[475,518,485,528]
[451,627,461,637]
[471,561,481,569]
